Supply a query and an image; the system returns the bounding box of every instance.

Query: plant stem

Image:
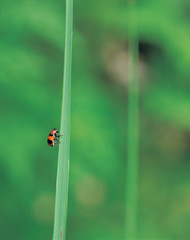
[126,1,139,239]
[53,0,73,239]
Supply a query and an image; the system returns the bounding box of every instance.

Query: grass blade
[126,1,139,239]
[53,0,73,239]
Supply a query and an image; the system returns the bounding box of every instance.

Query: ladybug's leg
[54,141,60,148]
[57,133,63,137]
[55,138,62,143]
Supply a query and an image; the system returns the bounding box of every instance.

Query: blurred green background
[1,0,190,239]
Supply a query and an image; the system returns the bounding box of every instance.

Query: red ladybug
[47,128,63,147]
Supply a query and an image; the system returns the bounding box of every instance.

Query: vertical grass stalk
[53,0,73,239]
[126,1,139,239]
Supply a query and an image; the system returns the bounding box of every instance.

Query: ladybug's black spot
[47,139,53,145]
[49,133,53,136]
[53,128,57,130]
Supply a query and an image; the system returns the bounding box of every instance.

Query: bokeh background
[1,0,190,239]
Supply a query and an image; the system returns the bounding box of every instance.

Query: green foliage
[1,0,190,239]
[126,2,139,239]
[53,0,73,239]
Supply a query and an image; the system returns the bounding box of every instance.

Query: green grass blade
[53,0,73,239]
[126,1,139,239]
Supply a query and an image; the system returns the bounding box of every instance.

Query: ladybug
[47,128,63,148]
